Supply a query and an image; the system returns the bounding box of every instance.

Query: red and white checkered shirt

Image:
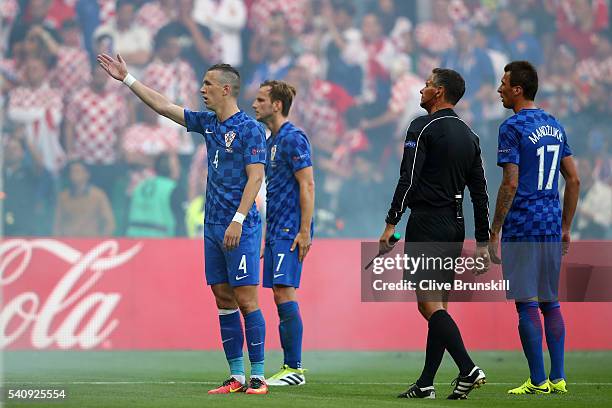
[122,123,180,156]
[98,0,115,25]
[7,82,65,173]
[65,87,128,165]
[389,73,423,114]
[248,0,306,35]
[142,59,197,108]
[576,56,612,86]
[51,45,92,101]
[135,1,177,35]
[415,21,455,54]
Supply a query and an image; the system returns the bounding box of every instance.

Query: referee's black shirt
[385,108,490,243]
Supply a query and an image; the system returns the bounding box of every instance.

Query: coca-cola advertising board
[2,238,612,350]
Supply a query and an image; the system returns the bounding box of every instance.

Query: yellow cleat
[549,378,568,394]
[508,378,551,394]
[266,364,307,386]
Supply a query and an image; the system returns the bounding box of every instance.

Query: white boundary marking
[2,381,611,386]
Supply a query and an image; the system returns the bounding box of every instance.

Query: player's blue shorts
[263,239,303,288]
[204,223,261,287]
[501,235,562,301]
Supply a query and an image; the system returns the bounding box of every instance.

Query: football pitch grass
[2,351,612,407]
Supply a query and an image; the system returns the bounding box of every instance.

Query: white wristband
[123,73,136,88]
[232,212,246,225]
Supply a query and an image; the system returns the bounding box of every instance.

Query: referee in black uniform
[379,68,490,400]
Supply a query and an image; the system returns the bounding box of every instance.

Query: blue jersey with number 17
[184,109,267,228]
[497,108,572,238]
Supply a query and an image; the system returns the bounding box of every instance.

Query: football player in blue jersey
[252,80,314,386]
[97,54,269,395]
[489,60,580,395]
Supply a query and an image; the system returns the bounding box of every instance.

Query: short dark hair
[504,60,538,100]
[207,63,241,97]
[153,25,179,51]
[260,80,297,117]
[431,68,465,105]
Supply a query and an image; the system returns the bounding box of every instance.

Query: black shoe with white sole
[447,366,486,400]
[397,383,436,399]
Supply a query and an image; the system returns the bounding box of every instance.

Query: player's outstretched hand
[562,230,570,256]
[96,53,128,82]
[378,224,396,255]
[488,231,502,264]
[224,222,242,251]
[291,230,312,263]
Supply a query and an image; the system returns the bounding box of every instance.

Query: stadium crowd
[1,0,611,239]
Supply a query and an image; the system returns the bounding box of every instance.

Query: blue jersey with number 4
[184,109,267,228]
[497,108,572,238]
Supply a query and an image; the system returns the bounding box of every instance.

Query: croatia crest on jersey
[224,131,236,151]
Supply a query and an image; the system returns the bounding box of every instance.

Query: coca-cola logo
[0,239,142,349]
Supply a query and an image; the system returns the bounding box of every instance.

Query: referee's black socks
[428,309,475,377]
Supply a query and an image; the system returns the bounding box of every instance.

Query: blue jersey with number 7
[497,108,572,238]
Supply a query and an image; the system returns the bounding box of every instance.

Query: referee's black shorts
[403,208,465,287]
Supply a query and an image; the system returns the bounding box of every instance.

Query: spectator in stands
[442,23,496,126]
[556,0,608,60]
[1,0,20,55]
[414,0,454,78]
[54,161,115,237]
[320,0,364,97]
[7,56,64,176]
[575,158,611,239]
[244,31,293,101]
[126,153,186,237]
[191,0,247,67]
[136,0,178,35]
[3,135,40,236]
[142,25,198,161]
[94,0,152,76]
[495,8,543,66]
[44,19,92,101]
[8,0,59,58]
[64,64,128,198]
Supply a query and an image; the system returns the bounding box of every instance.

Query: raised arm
[97,53,186,127]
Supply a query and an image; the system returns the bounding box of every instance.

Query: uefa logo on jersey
[224,131,236,148]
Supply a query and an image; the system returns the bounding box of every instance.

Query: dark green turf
[2,351,611,407]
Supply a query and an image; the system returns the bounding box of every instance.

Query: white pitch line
[2,381,612,386]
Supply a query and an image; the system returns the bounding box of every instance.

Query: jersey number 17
[536,144,560,190]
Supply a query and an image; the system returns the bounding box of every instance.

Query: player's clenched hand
[378,224,396,255]
[561,230,570,256]
[96,53,128,82]
[474,245,490,275]
[291,230,311,263]
[488,231,502,264]
[224,222,242,251]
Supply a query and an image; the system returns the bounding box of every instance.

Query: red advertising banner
[1,238,612,350]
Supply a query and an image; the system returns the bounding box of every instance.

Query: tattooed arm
[489,163,519,263]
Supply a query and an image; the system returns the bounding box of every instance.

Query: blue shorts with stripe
[501,235,562,301]
[263,239,303,288]
[204,224,261,287]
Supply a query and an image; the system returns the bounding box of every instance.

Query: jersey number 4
[213,150,219,168]
[536,144,559,190]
